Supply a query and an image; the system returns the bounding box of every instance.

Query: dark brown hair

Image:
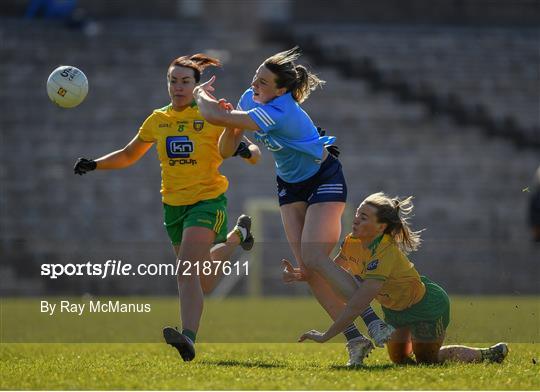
[168,54,221,82]
[263,47,325,103]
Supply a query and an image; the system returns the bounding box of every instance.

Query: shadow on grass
[331,361,458,371]
[330,363,397,371]
[201,359,285,369]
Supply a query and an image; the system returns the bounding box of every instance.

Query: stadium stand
[263,23,540,148]
[1,16,538,296]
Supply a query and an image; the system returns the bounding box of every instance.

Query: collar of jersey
[270,92,292,105]
[167,100,197,113]
[347,233,361,242]
[255,90,292,106]
[367,234,384,256]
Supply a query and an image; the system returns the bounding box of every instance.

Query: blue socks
[343,324,362,341]
[360,306,379,326]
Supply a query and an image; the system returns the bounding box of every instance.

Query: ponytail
[263,47,325,103]
[168,53,221,82]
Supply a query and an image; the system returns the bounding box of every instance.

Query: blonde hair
[263,47,325,103]
[364,192,424,254]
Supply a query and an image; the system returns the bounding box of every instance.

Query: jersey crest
[366,260,379,271]
[193,120,204,132]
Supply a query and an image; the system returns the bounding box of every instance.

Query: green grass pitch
[1,296,539,390]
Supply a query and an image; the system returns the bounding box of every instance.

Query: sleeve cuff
[137,135,154,143]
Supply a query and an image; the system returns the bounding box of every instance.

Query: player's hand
[281,259,306,283]
[298,329,328,343]
[74,157,97,175]
[246,144,261,165]
[196,75,217,98]
[326,145,340,158]
[317,126,340,158]
[233,141,252,159]
[218,98,234,111]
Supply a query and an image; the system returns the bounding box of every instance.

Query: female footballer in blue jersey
[194,47,394,365]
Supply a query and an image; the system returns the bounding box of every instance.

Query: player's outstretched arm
[95,135,154,169]
[74,135,153,175]
[299,279,382,343]
[194,77,260,131]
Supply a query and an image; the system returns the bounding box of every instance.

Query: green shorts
[163,194,228,246]
[382,276,450,341]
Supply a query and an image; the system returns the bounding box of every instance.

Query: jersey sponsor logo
[166,136,193,158]
[193,120,204,132]
[168,158,197,166]
[366,259,379,271]
[166,136,197,166]
[254,131,283,152]
[159,123,170,128]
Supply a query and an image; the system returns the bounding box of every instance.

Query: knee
[177,273,194,285]
[413,344,441,364]
[176,263,197,284]
[201,284,214,295]
[387,343,415,365]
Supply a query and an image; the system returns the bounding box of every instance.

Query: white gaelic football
[46,65,88,108]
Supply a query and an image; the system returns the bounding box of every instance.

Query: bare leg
[389,327,479,364]
[201,229,242,294]
[387,327,415,364]
[301,202,359,300]
[438,345,483,363]
[280,202,349,319]
[175,229,242,295]
[175,226,215,333]
[413,338,444,364]
[412,335,504,364]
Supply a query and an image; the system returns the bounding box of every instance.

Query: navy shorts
[277,155,347,206]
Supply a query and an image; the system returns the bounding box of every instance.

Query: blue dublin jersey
[238,88,335,183]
